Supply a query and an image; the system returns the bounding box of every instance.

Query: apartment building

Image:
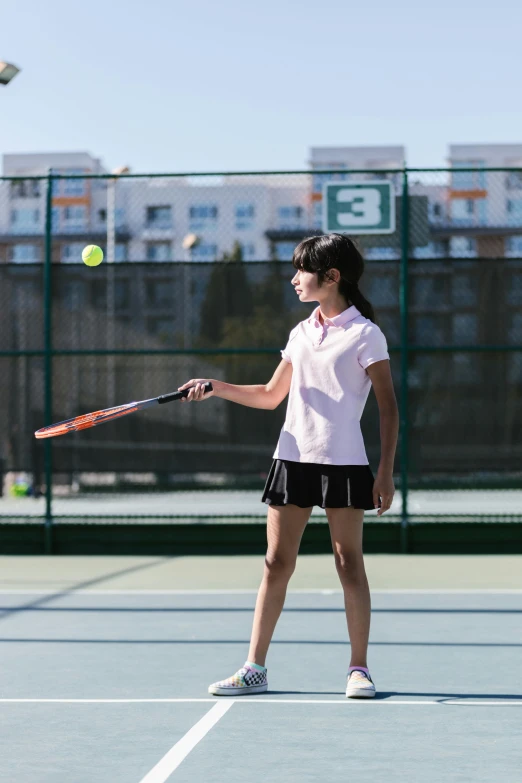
[0,152,111,264]
[1,143,521,271]
[2,145,521,264]
[441,144,522,258]
[0,153,312,264]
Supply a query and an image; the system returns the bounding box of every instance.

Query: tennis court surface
[1,555,521,782]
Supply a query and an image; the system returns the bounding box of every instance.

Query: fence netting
[0,169,521,519]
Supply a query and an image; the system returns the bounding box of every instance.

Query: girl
[177,233,399,699]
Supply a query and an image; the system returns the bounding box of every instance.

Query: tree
[198,241,254,345]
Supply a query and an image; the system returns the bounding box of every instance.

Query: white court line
[1,698,522,706]
[137,701,233,783]
[1,588,522,595]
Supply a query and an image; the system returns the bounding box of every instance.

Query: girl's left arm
[365,360,399,515]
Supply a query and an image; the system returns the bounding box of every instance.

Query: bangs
[292,237,324,272]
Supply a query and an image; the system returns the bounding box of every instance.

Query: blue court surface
[0,586,521,782]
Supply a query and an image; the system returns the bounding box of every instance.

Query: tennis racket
[34,382,213,439]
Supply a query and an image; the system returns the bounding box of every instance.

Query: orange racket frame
[34,382,213,439]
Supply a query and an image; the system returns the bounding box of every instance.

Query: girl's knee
[334,550,366,583]
[264,552,296,581]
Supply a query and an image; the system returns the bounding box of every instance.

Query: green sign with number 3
[323,181,395,234]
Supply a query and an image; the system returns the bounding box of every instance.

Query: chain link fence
[1,168,521,551]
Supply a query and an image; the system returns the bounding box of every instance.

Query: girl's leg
[325,507,370,667]
[247,503,312,666]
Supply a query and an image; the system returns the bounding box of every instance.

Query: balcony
[0,225,131,243]
[431,223,522,238]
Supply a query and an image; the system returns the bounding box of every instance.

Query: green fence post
[43,171,53,554]
[399,168,410,553]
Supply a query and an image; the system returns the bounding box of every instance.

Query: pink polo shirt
[273,304,389,465]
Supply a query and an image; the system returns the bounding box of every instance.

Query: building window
[61,243,85,263]
[10,208,40,233]
[506,199,522,226]
[59,170,87,196]
[506,237,522,258]
[62,206,87,232]
[413,315,445,346]
[114,243,127,262]
[273,241,296,261]
[506,172,522,190]
[277,206,304,230]
[239,243,256,260]
[413,241,447,259]
[451,160,486,190]
[452,313,477,343]
[146,242,171,261]
[364,247,399,260]
[452,167,474,190]
[146,280,174,308]
[451,274,477,306]
[189,205,218,230]
[10,244,40,262]
[449,237,477,258]
[235,204,255,230]
[146,205,172,229]
[477,198,487,225]
[190,243,218,260]
[10,180,41,198]
[412,276,447,308]
[99,207,125,228]
[450,198,475,224]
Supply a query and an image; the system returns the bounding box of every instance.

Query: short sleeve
[357,323,390,370]
[281,325,300,364]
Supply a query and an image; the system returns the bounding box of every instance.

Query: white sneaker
[208,664,268,696]
[345,668,376,699]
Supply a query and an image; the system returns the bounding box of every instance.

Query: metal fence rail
[1,167,521,553]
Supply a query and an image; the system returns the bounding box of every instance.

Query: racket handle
[158,381,213,404]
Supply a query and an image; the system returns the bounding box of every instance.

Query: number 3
[336,188,382,227]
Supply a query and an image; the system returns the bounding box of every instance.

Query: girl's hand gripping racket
[34,382,213,439]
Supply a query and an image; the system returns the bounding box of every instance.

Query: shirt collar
[307,304,360,328]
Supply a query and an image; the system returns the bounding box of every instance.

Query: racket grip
[158,381,213,404]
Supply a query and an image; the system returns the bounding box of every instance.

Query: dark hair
[292,233,377,324]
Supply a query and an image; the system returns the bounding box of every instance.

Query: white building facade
[1,145,522,264]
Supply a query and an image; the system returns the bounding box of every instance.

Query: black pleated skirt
[261,459,376,510]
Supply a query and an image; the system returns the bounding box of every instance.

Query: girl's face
[291,267,322,302]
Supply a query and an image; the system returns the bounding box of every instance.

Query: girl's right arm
[177,359,292,410]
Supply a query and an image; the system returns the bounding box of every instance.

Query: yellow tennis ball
[82,245,104,267]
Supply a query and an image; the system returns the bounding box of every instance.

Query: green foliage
[199,256,300,346]
[199,241,254,345]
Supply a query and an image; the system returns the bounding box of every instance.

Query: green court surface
[0,555,521,782]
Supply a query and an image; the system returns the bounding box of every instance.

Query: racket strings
[35,404,138,438]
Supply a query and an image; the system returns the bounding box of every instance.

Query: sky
[1,0,521,173]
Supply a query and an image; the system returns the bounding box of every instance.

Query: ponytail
[339,280,377,325]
